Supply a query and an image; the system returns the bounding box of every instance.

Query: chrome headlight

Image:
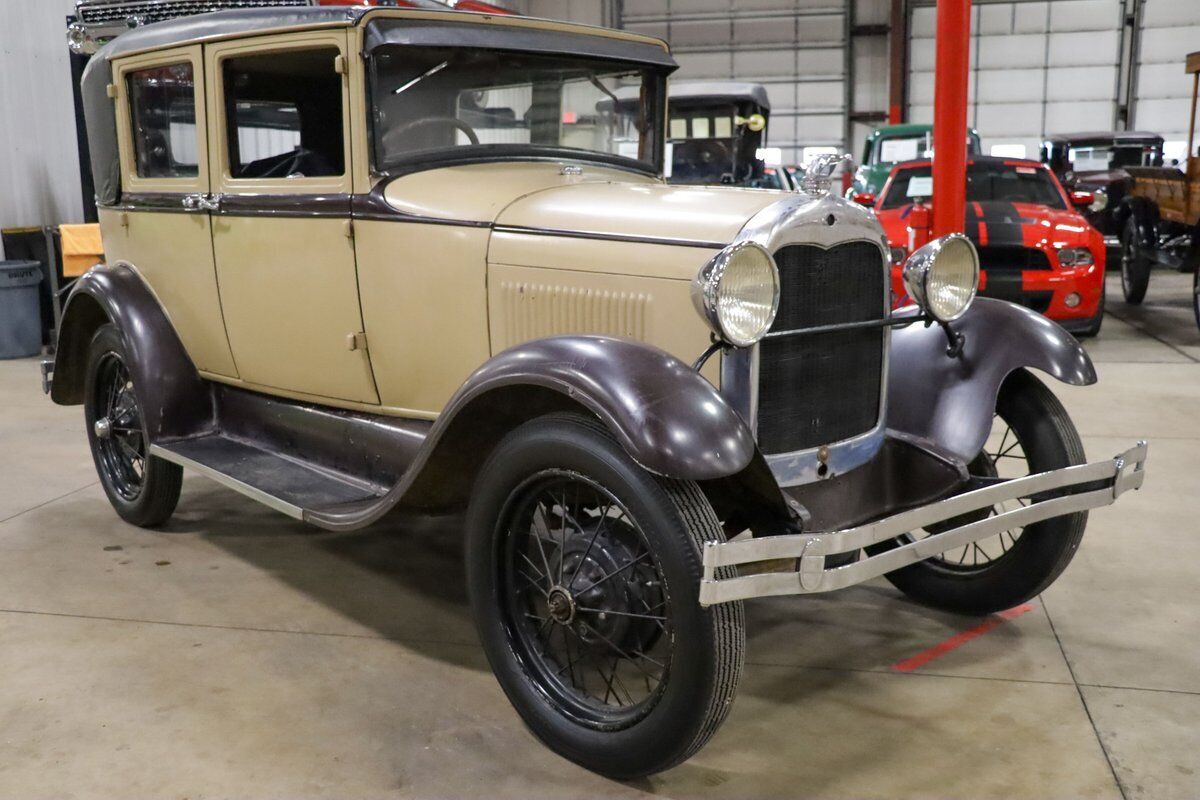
[902,234,979,322]
[1090,189,1108,212]
[1058,246,1094,267]
[692,242,780,347]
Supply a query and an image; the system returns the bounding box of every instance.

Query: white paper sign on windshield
[880,137,921,163]
[906,175,933,198]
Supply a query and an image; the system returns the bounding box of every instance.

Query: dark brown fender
[306,335,761,530]
[50,263,213,441]
[886,297,1097,463]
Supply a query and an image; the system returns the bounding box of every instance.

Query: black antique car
[1041,131,1165,237]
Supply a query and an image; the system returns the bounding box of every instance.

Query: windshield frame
[365,44,671,178]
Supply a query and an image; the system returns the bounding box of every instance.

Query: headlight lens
[902,233,979,322]
[1058,246,1094,267]
[691,242,780,347]
[1090,189,1108,212]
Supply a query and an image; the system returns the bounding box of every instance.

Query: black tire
[465,413,744,778]
[1193,266,1200,332]
[867,370,1087,616]
[84,324,182,527]
[1120,216,1151,304]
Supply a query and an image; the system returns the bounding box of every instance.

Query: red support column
[932,0,971,237]
[888,0,907,124]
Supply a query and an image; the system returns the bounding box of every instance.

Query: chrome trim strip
[149,443,305,520]
[698,441,1149,605]
[492,224,728,250]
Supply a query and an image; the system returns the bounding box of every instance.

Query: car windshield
[1068,143,1162,172]
[872,132,981,166]
[880,162,1066,210]
[369,46,666,173]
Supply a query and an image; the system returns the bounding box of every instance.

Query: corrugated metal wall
[617,0,851,166]
[908,0,1125,159]
[1134,1,1200,162]
[0,0,84,251]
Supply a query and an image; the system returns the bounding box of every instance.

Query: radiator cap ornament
[801,153,852,196]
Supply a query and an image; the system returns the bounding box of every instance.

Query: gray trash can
[0,260,44,359]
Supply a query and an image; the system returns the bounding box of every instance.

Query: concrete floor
[0,271,1197,799]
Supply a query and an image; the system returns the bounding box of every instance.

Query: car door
[103,45,239,379]
[204,31,379,405]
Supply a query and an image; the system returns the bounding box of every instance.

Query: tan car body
[95,12,783,420]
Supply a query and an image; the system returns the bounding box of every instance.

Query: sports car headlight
[691,242,780,347]
[902,233,979,323]
[1058,246,1094,267]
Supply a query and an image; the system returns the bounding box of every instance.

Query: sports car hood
[878,200,1092,249]
[379,161,784,246]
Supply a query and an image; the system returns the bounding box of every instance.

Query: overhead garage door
[907,0,1124,160]
[619,0,849,166]
[1133,1,1200,164]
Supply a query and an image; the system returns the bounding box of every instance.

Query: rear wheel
[867,370,1087,616]
[1120,216,1151,304]
[84,324,182,527]
[465,414,744,778]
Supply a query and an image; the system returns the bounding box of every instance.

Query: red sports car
[874,156,1106,336]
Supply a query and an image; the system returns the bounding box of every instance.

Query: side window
[127,62,199,179]
[222,47,344,179]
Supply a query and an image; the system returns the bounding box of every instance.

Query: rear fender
[50,263,212,441]
[886,298,1095,462]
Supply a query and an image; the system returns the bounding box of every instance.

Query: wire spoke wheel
[919,412,1029,572]
[92,352,146,502]
[499,470,672,729]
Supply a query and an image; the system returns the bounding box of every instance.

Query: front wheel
[1120,216,1151,304]
[84,324,182,527]
[465,414,744,778]
[867,370,1088,615]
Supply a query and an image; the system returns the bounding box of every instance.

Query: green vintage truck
[849,122,982,200]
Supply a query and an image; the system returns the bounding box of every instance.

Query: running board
[150,434,384,520]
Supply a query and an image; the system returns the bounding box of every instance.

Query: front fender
[50,263,211,441]
[450,336,755,481]
[886,298,1096,462]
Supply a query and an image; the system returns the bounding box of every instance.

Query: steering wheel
[383,117,480,151]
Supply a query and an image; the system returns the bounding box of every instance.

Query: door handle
[181,193,221,212]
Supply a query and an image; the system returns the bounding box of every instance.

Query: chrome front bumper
[699,441,1148,606]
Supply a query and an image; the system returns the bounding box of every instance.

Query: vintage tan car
[45,6,1148,778]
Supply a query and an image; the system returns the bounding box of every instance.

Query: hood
[877,199,1093,252]
[380,161,784,247]
[494,181,784,247]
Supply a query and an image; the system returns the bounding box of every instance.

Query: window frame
[114,44,209,195]
[205,31,354,197]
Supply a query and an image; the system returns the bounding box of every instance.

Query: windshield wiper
[393,60,450,95]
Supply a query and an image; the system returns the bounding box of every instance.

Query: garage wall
[0,0,85,246]
[908,0,1125,160]
[617,0,851,166]
[1134,1,1200,163]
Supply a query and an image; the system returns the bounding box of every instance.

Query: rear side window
[126,62,199,179]
[222,47,344,179]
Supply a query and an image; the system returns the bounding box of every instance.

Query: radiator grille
[977,245,1052,272]
[756,241,886,455]
[496,281,649,349]
[78,0,309,25]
